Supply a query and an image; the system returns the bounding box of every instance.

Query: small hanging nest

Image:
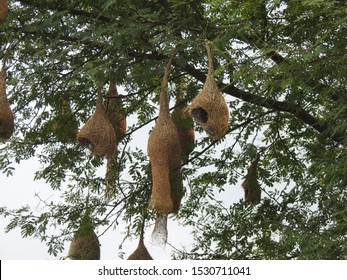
[189,42,229,139]
[0,66,14,141]
[147,50,181,214]
[106,82,127,141]
[127,220,153,260]
[172,76,195,163]
[151,213,168,247]
[242,156,261,205]
[68,214,100,260]
[0,0,8,23]
[77,89,117,159]
[50,100,78,142]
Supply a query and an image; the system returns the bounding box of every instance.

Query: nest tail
[172,76,195,162]
[127,219,153,260]
[0,0,8,22]
[189,42,229,139]
[242,156,261,205]
[106,82,127,141]
[77,89,117,159]
[151,213,168,247]
[0,66,14,141]
[68,214,100,260]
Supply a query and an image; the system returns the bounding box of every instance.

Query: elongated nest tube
[0,67,14,141]
[147,50,181,214]
[151,213,168,247]
[77,90,117,159]
[189,43,229,139]
[0,0,8,22]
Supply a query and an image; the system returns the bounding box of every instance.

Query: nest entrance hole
[191,107,208,123]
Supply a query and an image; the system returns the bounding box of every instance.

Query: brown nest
[127,221,153,260]
[77,89,117,159]
[241,156,261,205]
[106,82,127,141]
[68,214,100,260]
[0,0,8,23]
[0,66,14,141]
[147,50,181,214]
[172,76,195,163]
[189,43,229,139]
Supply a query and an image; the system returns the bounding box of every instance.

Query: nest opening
[191,107,208,124]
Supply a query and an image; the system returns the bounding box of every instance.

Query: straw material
[106,82,127,141]
[68,215,100,260]
[77,90,117,159]
[127,222,153,260]
[189,43,229,139]
[104,157,117,200]
[0,0,8,23]
[147,50,181,214]
[241,157,261,205]
[169,168,183,213]
[172,76,195,162]
[0,67,14,141]
[151,213,168,247]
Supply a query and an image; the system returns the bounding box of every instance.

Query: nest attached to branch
[127,221,153,260]
[172,76,195,163]
[242,156,261,205]
[189,42,229,139]
[0,0,8,23]
[147,50,182,214]
[68,214,100,260]
[0,66,14,141]
[77,89,117,159]
[106,82,127,141]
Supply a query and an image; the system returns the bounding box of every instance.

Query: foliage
[0,0,346,259]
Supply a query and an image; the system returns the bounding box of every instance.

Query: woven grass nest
[127,222,153,260]
[68,214,100,260]
[77,89,116,159]
[147,50,182,214]
[172,76,195,163]
[242,156,261,205]
[0,66,14,141]
[0,0,8,22]
[189,43,229,139]
[106,82,127,141]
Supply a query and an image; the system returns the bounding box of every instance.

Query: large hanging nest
[147,50,182,214]
[77,89,117,159]
[0,0,8,23]
[0,66,14,141]
[242,156,261,205]
[189,42,229,139]
[68,213,100,260]
[172,76,195,163]
[127,220,153,260]
[106,82,127,141]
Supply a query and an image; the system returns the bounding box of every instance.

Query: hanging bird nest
[77,89,117,159]
[0,0,8,23]
[242,156,261,205]
[189,42,229,139]
[127,220,153,260]
[169,167,184,213]
[0,66,14,141]
[68,214,100,260]
[172,76,195,163]
[147,50,181,214]
[106,82,127,141]
[51,100,78,142]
